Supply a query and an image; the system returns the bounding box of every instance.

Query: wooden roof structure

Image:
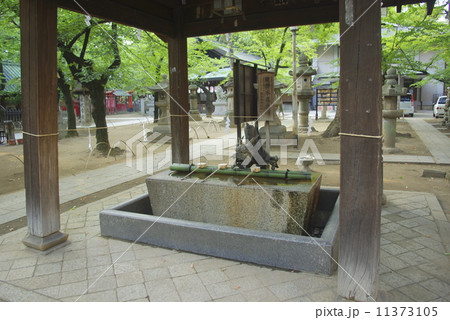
[20,0,431,301]
[56,0,433,37]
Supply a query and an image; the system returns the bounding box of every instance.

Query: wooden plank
[20,0,68,250]
[184,5,338,37]
[168,9,190,164]
[338,0,382,301]
[56,0,176,37]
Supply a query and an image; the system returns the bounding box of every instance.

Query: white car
[433,96,447,118]
[399,93,414,117]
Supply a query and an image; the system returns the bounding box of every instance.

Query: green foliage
[382,3,450,86]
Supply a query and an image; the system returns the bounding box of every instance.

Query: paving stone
[111,250,136,263]
[34,286,61,300]
[6,266,35,281]
[268,280,306,301]
[396,251,429,266]
[229,275,264,292]
[145,279,180,302]
[383,214,405,222]
[287,295,314,302]
[415,247,449,264]
[383,290,414,302]
[163,252,208,265]
[116,271,144,287]
[241,287,280,302]
[133,246,175,260]
[420,278,450,297]
[397,283,439,301]
[397,219,420,228]
[63,249,86,261]
[402,268,435,288]
[116,283,148,302]
[382,232,406,243]
[87,275,117,293]
[62,258,87,272]
[61,269,87,285]
[214,293,247,302]
[168,262,197,278]
[197,269,229,286]
[87,254,112,268]
[37,252,64,264]
[191,257,239,273]
[11,257,38,270]
[381,253,409,270]
[113,260,140,275]
[380,272,414,289]
[58,280,88,299]
[382,243,409,256]
[75,290,118,302]
[396,239,425,251]
[34,262,62,276]
[255,269,305,287]
[222,263,264,279]
[306,289,339,302]
[109,240,134,254]
[414,237,445,252]
[206,281,238,300]
[143,267,170,282]
[87,265,115,279]
[417,262,449,283]
[86,245,110,257]
[138,257,167,271]
[0,270,8,281]
[10,273,62,291]
[172,274,211,301]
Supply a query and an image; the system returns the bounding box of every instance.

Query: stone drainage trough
[100,170,339,275]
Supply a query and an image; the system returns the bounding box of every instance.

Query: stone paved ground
[0,185,448,302]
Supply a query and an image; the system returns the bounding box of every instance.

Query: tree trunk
[87,81,110,153]
[198,83,214,117]
[322,90,340,138]
[57,70,78,137]
[322,116,340,137]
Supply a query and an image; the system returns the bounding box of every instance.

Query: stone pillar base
[188,111,202,121]
[23,231,68,251]
[153,125,171,135]
[383,146,402,154]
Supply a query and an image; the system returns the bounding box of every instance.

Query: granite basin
[100,186,339,274]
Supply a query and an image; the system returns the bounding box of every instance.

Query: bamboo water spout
[169,163,312,180]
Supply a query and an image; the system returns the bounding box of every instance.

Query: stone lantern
[188,84,202,121]
[223,79,235,127]
[296,53,316,132]
[148,74,171,135]
[382,68,406,153]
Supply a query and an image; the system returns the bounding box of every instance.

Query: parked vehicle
[433,96,447,118]
[399,93,414,117]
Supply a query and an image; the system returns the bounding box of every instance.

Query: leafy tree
[0,0,20,106]
[382,3,450,87]
[57,10,122,153]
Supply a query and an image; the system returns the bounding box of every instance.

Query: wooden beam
[20,0,68,250]
[168,8,190,164]
[56,0,176,37]
[338,0,382,301]
[184,5,338,37]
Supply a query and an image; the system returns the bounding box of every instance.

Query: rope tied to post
[339,132,384,139]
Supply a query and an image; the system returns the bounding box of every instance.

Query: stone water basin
[100,170,339,274]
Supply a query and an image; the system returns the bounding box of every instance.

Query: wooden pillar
[20,0,68,250]
[168,27,190,164]
[338,0,382,301]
